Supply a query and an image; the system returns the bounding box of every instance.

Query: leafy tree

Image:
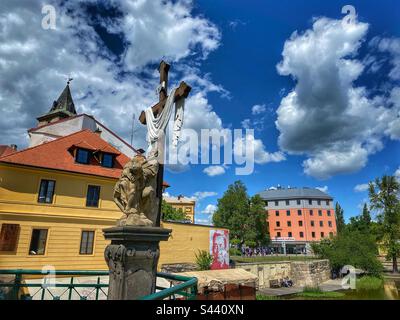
[161,200,189,221]
[311,229,383,276]
[212,181,269,248]
[369,175,400,273]
[347,204,372,234]
[361,203,371,226]
[335,202,346,234]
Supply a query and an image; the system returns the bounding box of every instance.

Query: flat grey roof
[257,188,333,201]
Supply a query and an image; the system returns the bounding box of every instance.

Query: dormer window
[102,153,114,168]
[76,148,90,164]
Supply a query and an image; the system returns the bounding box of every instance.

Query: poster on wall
[209,229,229,270]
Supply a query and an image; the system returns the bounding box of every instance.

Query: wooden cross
[139,60,192,226]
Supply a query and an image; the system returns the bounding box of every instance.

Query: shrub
[311,229,383,276]
[229,248,241,256]
[356,276,384,291]
[195,250,214,271]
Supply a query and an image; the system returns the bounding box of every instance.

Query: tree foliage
[311,229,383,276]
[335,202,346,234]
[161,200,189,222]
[369,175,400,273]
[212,181,269,248]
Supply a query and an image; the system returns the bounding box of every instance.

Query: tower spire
[36,80,77,125]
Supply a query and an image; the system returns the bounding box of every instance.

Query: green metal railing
[0,269,197,300]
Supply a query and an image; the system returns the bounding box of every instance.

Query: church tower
[36,81,77,126]
[28,80,137,158]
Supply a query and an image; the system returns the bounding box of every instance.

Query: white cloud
[118,0,221,70]
[371,36,400,80]
[0,0,224,152]
[251,104,266,115]
[241,119,251,129]
[192,191,218,201]
[316,186,328,193]
[202,204,217,215]
[354,183,369,192]
[195,217,212,225]
[233,134,286,165]
[203,165,226,177]
[395,167,400,182]
[276,17,399,179]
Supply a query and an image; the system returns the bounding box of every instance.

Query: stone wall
[234,262,291,288]
[234,259,330,288]
[290,260,331,287]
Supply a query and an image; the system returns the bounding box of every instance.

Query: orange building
[258,187,337,254]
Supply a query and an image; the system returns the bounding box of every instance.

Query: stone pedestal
[103,226,171,300]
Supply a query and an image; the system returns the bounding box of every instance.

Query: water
[286,279,400,300]
[342,280,400,300]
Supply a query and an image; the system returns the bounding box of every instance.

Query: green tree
[361,203,371,226]
[347,204,372,234]
[335,202,346,234]
[212,181,269,248]
[311,229,383,276]
[161,200,189,221]
[369,175,400,273]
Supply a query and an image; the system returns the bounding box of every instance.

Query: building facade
[164,195,196,223]
[28,83,138,158]
[0,130,221,270]
[0,84,223,271]
[258,187,337,254]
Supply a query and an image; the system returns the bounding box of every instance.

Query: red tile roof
[0,145,17,158]
[28,113,138,153]
[0,130,130,179]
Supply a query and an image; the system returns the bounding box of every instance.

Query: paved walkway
[258,279,343,297]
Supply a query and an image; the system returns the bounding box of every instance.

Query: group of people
[240,246,275,257]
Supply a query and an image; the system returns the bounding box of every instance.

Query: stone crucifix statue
[113,61,191,227]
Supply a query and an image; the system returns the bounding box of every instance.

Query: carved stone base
[103,226,171,300]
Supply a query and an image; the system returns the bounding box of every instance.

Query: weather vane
[67,77,73,85]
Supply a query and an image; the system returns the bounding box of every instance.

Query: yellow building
[164,195,196,223]
[0,130,223,271]
[0,84,227,272]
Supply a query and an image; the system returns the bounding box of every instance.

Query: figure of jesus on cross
[113,61,191,228]
[139,61,191,226]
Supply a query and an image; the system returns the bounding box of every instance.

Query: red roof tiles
[0,130,129,179]
[0,145,17,158]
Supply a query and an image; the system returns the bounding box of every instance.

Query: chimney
[94,127,102,135]
[10,144,17,151]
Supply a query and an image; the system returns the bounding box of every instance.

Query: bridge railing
[0,269,197,300]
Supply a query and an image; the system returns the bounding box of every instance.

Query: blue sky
[1,0,399,224]
[167,0,400,224]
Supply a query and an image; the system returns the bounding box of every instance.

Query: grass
[231,255,317,263]
[356,276,384,291]
[256,294,280,300]
[295,287,345,299]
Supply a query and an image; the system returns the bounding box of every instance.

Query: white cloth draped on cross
[145,88,185,156]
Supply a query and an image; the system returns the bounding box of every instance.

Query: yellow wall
[0,163,224,271]
[0,214,220,270]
